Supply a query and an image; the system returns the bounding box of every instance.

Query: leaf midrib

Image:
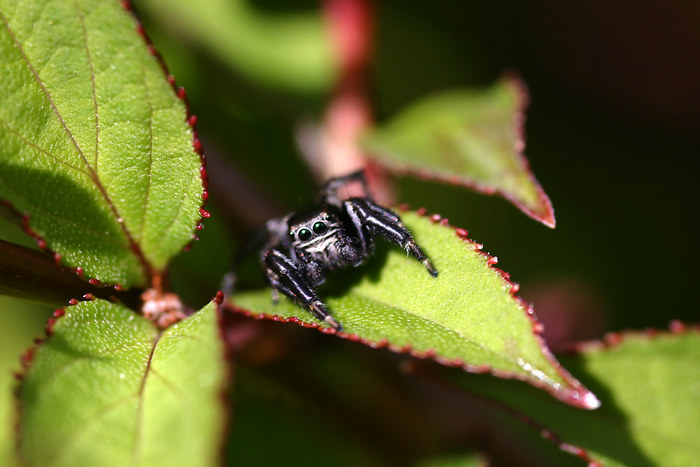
[131,333,159,465]
[1,4,155,282]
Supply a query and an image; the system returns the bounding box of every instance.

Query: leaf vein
[0,117,91,175]
[131,334,159,466]
[136,59,155,239]
[350,291,503,361]
[77,5,101,173]
[0,174,129,249]
[0,8,92,172]
[50,392,140,466]
[35,341,156,388]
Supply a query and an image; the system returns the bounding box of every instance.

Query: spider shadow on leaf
[317,242,392,300]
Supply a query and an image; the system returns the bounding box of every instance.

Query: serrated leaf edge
[562,320,700,355]
[367,74,556,228]
[13,294,230,465]
[0,2,209,290]
[227,207,598,409]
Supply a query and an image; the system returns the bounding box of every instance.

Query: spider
[231,171,437,331]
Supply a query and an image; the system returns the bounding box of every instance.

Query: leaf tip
[540,208,557,229]
[581,391,602,410]
[555,387,601,411]
[214,290,224,305]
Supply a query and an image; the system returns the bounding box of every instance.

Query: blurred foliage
[0,298,51,467]
[450,331,700,466]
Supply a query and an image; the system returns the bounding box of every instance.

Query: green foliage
[134,0,334,93]
[0,299,50,467]
[452,331,700,466]
[0,0,203,287]
[233,211,596,408]
[363,77,554,227]
[0,0,697,465]
[17,299,225,466]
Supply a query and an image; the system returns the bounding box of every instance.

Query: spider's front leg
[344,198,438,277]
[263,249,342,330]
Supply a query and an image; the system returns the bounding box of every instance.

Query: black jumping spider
[231,171,437,331]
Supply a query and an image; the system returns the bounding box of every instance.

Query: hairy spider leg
[220,214,293,300]
[264,249,342,330]
[317,169,370,206]
[343,198,438,277]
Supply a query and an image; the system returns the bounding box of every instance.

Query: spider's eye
[298,228,312,241]
[312,221,327,234]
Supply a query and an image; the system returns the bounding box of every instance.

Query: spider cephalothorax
[257,171,437,330]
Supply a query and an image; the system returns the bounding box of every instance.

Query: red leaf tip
[214,290,224,305]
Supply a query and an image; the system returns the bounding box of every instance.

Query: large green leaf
[135,0,334,93]
[0,0,204,287]
[17,299,226,467]
[362,77,556,228]
[231,210,597,408]
[451,329,700,466]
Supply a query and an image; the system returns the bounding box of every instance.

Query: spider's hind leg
[264,250,342,330]
[221,214,292,300]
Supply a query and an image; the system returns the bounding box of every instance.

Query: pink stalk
[315,0,392,202]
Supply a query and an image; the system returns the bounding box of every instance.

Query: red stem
[314,0,393,202]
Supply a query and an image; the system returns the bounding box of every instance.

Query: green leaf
[0,298,50,467]
[231,210,596,408]
[0,0,204,287]
[135,0,334,93]
[451,329,700,466]
[362,77,556,228]
[17,299,227,467]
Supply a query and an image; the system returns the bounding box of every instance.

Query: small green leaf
[362,77,555,228]
[452,329,700,466]
[231,211,595,408]
[0,0,204,287]
[135,0,334,93]
[18,299,227,467]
